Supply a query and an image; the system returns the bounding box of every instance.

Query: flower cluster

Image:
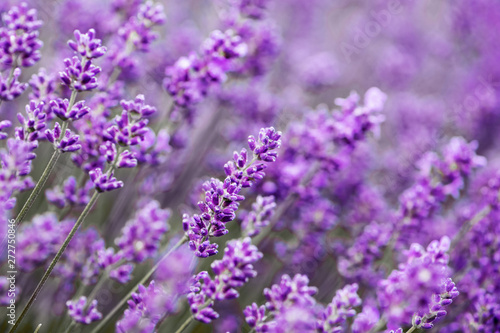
[184,127,281,257]
[66,296,102,324]
[164,29,247,108]
[188,238,263,323]
[377,237,457,329]
[115,200,170,262]
[241,195,276,237]
[60,29,106,91]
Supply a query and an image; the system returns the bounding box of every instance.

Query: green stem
[63,321,76,333]
[15,88,77,226]
[9,191,100,333]
[15,148,61,226]
[174,316,194,333]
[89,235,188,333]
[406,326,417,333]
[33,324,42,333]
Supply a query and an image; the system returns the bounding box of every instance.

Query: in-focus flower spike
[89,167,124,192]
[0,120,11,140]
[187,238,263,323]
[49,98,90,121]
[185,127,282,258]
[115,200,170,262]
[104,95,155,146]
[45,124,81,153]
[68,29,107,60]
[241,195,276,237]
[60,56,102,91]
[66,296,102,324]
[317,283,362,332]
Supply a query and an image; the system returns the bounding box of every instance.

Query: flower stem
[63,321,76,333]
[15,148,61,226]
[406,326,417,333]
[174,316,194,333]
[15,88,78,226]
[8,190,100,333]
[89,235,188,333]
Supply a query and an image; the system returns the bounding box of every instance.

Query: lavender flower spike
[185,127,282,257]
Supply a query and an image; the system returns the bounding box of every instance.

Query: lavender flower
[241,195,276,237]
[45,123,81,153]
[115,200,170,262]
[66,296,102,324]
[89,167,123,192]
[164,29,247,108]
[185,127,281,257]
[318,284,362,332]
[46,176,93,209]
[0,120,11,140]
[188,237,263,323]
[15,101,46,142]
[0,68,28,101]
[244,274,318,332]
[49,98,90,121]
[68,29,107,59]
[0,3,43,68]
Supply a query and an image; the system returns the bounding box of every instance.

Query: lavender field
[1,0,499,332]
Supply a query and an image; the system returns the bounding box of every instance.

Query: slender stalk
[15,88,78,226]
[9,191,100,333]
[63,321,76,333]
[406,326,417,333]
[15,148,61,225]
[174,316,194,333]
[33,324,42,333]
[89,235,188,333]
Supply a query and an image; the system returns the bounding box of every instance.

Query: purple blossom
[59,56,102,91]
[188,238,263,323]
[110,264,134,284]
[0,120,11,140]
[241,195,276,237]
[66,296,102,324]
[317,284,362,332]
[46,176,93,209]
[68,29,107,59]
[244,274,318,332]
[15,100,46,142]
[164,29,247,108]
[49,98,90,121]
[45,123,81,153]
[115,200,170,262]
[0,3,43,68]
[185,127,281,258]
[89,167,124,192]
[0,68,28,101]
[103,95,154,146]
